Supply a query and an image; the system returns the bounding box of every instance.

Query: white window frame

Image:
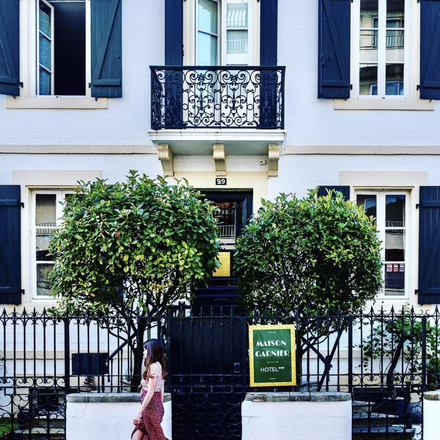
[31,189,73,300]
[335,0,434,110]
[356,189,411,300]
[37,0,55,95]
[186,0,256,66]
[6,0,107,109]
[355,0,409,99]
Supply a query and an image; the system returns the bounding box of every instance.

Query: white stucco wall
[242,392,352,440]
[66,392,351,440]
[423,391,440,440]
[66,393,172,440]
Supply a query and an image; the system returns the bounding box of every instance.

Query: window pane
[385,263,405,295]
[360,30,378,56]
[39,68,51,95]
[37,263,54,296]
[197,33,218,65]
[227,30,248,53]
[386,29,404,50]
[385,194,405,226]
[360,0,378,22]
[227,1,248,28]
[39,35,51,70]
[360,65,378,95]
[385,229,405,261]
[36,194,56,263]
[198,0,218,34]
[357,195,377,225]
[39,3,51,37]
[387,0,404,22]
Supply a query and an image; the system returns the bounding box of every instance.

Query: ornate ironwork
[150,66,285,130]
[2,306,437,440]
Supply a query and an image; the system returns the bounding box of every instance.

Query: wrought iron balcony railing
[150,66,285,130]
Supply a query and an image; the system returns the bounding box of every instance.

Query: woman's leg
[131,428,143,440]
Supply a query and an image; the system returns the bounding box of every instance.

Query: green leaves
[48,171,220,316]
[235,188,383,316]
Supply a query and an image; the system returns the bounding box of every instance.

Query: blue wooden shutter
[418,187,440,304]
[0,0,20,96]
[0,186,21,305]
[90,0,122,98]
[260,0,278,66]
[318,0,351,99]
[420,0,440,99]
[165,0,183,65]
[318,186,350,200]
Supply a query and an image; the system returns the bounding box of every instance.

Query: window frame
[187,0,257,66]
[354,0,409,99]
[356,189,411,300]
[31,189,73,300]
[335,0,434,110]
[6,0,107,109]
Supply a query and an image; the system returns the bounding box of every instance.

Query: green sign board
[249,324,296,387]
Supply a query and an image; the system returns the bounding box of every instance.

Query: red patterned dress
[132,362,168,440]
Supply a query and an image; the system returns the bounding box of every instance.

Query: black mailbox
[72,353,109,376]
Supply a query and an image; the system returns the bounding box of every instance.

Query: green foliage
[361,305,440,379]
[48,171,220,316]
[235,188,383,316]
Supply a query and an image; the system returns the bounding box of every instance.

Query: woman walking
[132,339,168,440]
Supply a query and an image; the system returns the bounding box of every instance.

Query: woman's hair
[142,338,167,380]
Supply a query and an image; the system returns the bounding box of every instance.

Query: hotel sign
[249,324,296,387]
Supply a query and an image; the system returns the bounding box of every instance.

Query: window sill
[334,98,434,111]
[6,95,108,110]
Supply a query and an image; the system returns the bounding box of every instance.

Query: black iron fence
[0,305,438,439]
[150,66,285,130]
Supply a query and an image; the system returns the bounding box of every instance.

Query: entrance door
[194,191,253,308]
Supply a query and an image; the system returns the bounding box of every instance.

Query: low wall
[242,392,352,440]
[66,392,172,440]
[423,390,440,440]
[66,391,351,440]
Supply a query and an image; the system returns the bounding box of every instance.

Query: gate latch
[234,362,241,374]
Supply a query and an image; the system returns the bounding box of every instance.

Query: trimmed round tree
[235,189,383,375]
[48,171,220,386]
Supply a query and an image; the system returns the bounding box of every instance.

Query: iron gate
[167,309,247,440]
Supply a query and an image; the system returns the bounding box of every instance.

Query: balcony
[150,66,285,131]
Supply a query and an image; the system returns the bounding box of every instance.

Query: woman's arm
[133,376,158,424]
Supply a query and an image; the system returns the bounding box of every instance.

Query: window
[195,0,253,65]
[358,0,407,98]
[34,191,72,298]
[38,0,86,96]
[318,0,440,105]
[357,191,408,297]
[0,0,122,104]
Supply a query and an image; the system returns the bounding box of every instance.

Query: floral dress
[132,362,168,440]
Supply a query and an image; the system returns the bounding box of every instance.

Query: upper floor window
[318,0,440,105]
[192,0,254,65]
[0,0,122,103]
[357,0,407,98]
[38,0,86,96]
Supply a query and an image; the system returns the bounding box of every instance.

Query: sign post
[249,324,296,387]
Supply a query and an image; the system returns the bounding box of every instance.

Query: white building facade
[1,0,440,311]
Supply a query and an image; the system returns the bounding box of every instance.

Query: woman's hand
[133,411,142,425]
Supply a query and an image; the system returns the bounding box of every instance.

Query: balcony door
[196,0,253,66]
